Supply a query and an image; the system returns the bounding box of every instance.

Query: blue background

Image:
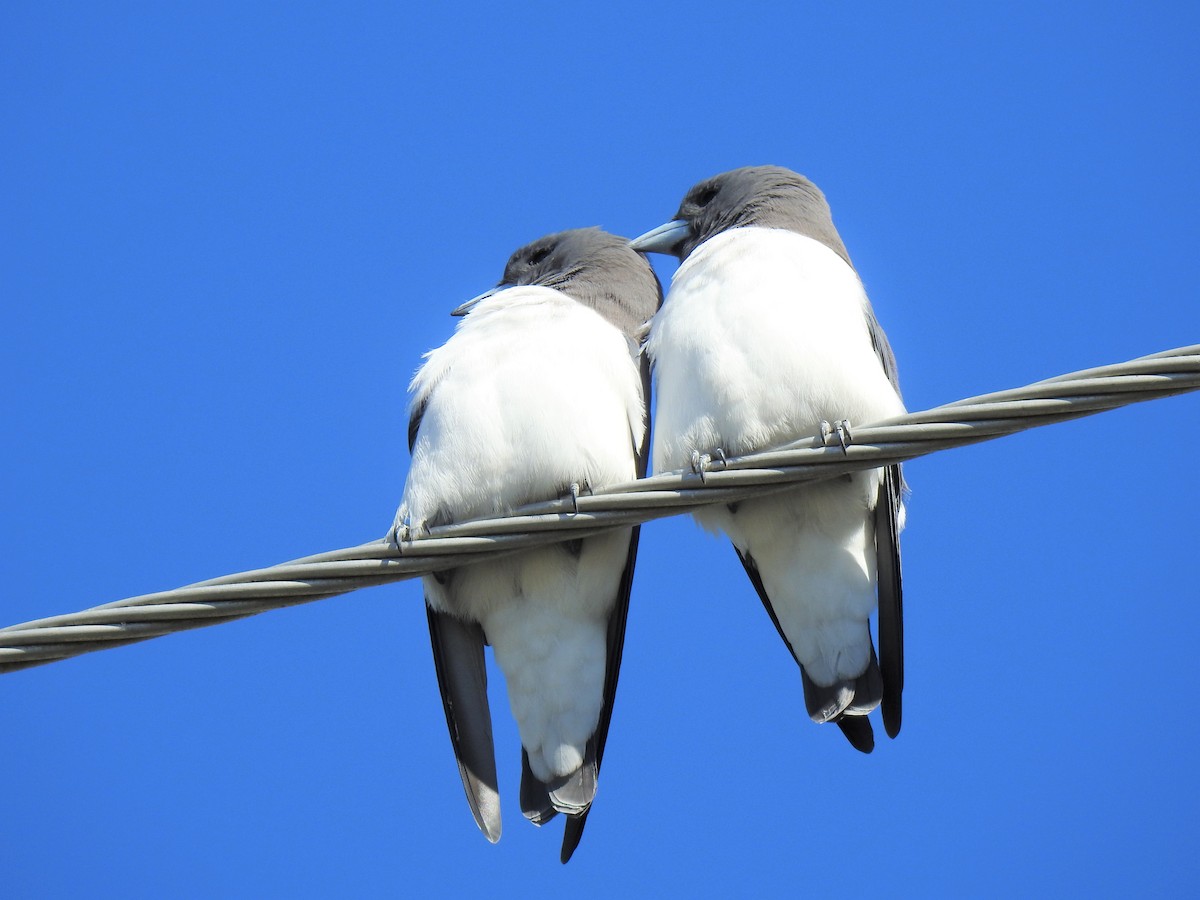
[4,3,1198,896]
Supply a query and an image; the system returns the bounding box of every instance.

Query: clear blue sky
[4,3,1198,896]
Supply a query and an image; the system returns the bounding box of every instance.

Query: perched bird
[392,228,661,862]
[631,165,907,752]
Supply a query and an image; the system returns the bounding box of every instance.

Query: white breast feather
[647,227,906,686]
[396,285,643,781]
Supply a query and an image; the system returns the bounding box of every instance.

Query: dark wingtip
[883,700,902,739]
[836,715,876,754]
[876,465,905,742]
[425,608,503,844]
[560,813,587,864]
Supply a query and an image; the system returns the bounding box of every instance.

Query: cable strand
[2,343,1197,674]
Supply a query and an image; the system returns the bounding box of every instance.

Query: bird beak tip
[629,219,691,255]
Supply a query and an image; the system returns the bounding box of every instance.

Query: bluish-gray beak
[629,219,691,254]
[451,286,501,317]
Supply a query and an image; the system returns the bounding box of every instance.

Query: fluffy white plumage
[396,285,644,781]
[647,226,905,687]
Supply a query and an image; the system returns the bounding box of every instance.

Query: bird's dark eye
[527,247,552,266]
[694,186,718,207]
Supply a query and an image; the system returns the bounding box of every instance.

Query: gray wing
[426,606,502,842]
[864,304,901,396]
[875,464,904,738]
[408,368,449,453]
[864,303,905,739]
[411,390,502,840]
[555,521,642,862]
[556,354,652,864]
[407,398,426,454]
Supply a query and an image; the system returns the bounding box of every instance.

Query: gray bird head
[630,165,852,267]
[455,227,662,339]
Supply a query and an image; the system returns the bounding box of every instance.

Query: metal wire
[3,343,1197,674]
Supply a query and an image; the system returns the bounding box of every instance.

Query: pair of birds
[393,165,908,862]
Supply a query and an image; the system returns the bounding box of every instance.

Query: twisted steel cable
[3,343,1197,675]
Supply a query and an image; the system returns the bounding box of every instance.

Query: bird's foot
[566,480,592,514]
[819,419,854,453]
[388,515,414,548]
[690,447,728,483]
[388,514,434,551]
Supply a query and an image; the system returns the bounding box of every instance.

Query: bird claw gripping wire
[389,514,433,550]
[690,447,728,483]
[566,480,592,514]
[387,515,412,547]
[820,419,854,452]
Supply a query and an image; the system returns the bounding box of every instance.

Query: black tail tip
[836,715,875,754]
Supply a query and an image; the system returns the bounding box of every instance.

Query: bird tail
[735,545,881,754]
[801,642,882,754]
